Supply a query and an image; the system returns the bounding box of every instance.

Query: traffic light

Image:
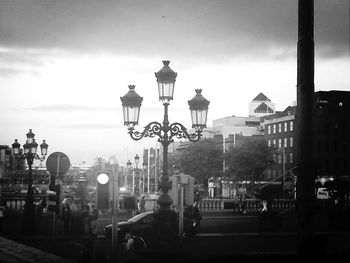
[96,173,110,210]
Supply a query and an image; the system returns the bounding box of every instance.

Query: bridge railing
[198,198,297,212]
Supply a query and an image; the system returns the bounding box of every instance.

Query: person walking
[89,204,99,236]
[232,196,239,214]
[140,196,146,213]
[81,204,90,234]
[62,201,72,234]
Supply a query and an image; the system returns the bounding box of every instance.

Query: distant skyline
[1,0,349,165]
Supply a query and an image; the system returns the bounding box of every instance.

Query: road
[5,211,350,262]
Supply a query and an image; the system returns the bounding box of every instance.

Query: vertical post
[111,164,119,263]
[147,148,150,193]
[132,169,135,194]
[52,211,56,244]
[179,182,184,238]
[222,130,225,174]
[23,158,36,233]
[157,103,173,211]
[296,0,315,256]
[142,167,145,194]
[154,146,158,193]
[124,167,127,188]
[282,148,286,198]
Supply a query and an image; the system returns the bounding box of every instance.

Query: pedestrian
[0,205,5,234]
[81,204,90,234]
[232,196,239,214]
[126,232,147,253]
[238,185,247,214]
[62,201,72,234]
[140,196,146,213]
[89,204,99,236]
[192,201,202,227]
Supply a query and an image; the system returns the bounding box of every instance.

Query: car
[104,210,199,242]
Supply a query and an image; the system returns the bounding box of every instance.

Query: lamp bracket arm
[128,121,163,141]
[169,122,202,142]
[14,153,46,162]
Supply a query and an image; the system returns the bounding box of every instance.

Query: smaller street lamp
[120,85,143,129]
[155,60,177,103]
[188,89,210,132]
[12,129,48,233]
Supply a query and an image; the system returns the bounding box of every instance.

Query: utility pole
[296,0,316,257]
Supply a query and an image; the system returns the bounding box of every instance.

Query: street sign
[46,152,70,176]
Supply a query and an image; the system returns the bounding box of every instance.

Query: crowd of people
[61,200,99,235]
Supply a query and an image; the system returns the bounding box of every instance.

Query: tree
[168,138,223,186]
[225,137,273,184]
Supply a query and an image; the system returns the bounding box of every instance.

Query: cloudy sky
[0,0,349,166]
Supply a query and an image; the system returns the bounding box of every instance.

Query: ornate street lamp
[120,61,209,243]
[12,129,48,233]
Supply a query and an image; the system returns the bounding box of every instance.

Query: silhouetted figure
[89,204,98,236]
[62,202,72,234]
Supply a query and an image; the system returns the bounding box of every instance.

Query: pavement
[0,236,75,263]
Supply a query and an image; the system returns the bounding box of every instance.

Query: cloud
[0,0,347,60]
[28,104,117,112]
[53,123,124,129]
[0,67,29,76]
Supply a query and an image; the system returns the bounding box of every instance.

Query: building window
[268,140,271,147]
[284,122,288,132]
[273,154,277,163]
[273,124,276,134]
[267,125,271,135]
[278,123,282,133]
[284,138,287,148]
[289,153,293,164]
[278,155,282,164]
[290,121,294,131]
[278,139,282,148]
[273,139,276,147]
[290,137,293,148]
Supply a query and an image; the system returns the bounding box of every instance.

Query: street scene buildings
[0,1,350,263]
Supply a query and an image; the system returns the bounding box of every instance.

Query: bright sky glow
[0,0,349,166]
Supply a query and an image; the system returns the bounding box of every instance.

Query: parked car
[104,211,199,242]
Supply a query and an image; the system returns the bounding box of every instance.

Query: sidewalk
[0,237,75,263]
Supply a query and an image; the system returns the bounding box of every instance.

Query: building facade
[313,91,350,180]
[260,106,296,198]
[261,90,350,198]
[249,92,275,118]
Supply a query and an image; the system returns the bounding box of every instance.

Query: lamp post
[134,154,139,194]
[120,60,209,215]
[142,161,147,194]
[12,129,48,233]
[126,160,131,190]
